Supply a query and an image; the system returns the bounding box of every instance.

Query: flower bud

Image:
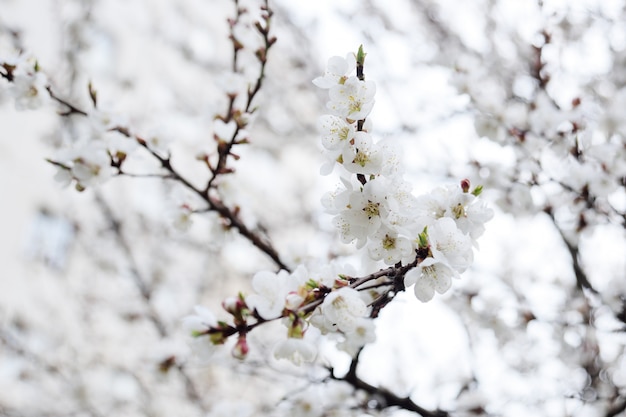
[232,334,249,360]
[471,185,484,196]
[285,292,304,310]
[417,226,429,249]
[287,315,307,339]
[222,294,249,326]
[222,296,243,315]
[461,178,471,193]
[208,324,229,345]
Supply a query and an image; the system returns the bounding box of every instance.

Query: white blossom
[332,178,390,247]
[246,270,291,319]
[414,185,459,220]
[52,166,73,188]
[428,217,474,273]
[461,202,494,243]
[337,317,376,356]
[320,287,368,332]
[231,9,264,52]
[169,204,194,231]
[291,261,356,288]
[312,54,356,89]
[367,226,415,265]
[404,258,457,302]
[273,338,317,365]
[71,159,111,187]
[182,305,217,334]
[88,110,125,136]
[58,144,114,189]
[216,71,248,95]
[11,71,48,110]
[289,391,325,417]
[415,184,494,243]
[340,131,382,175]
[317,114,355,151]
[327,76,376,121]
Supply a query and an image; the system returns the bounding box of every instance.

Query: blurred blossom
[11,71,48,110]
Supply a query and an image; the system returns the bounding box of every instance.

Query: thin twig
[40,83,290,271]
[205,0,277,191]
[544,207,597,294]
[46,85,88,116]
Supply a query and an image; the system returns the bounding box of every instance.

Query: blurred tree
[0,1,624,416]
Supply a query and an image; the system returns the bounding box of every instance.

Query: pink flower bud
[232,334,249,360]
[461,179,471,193]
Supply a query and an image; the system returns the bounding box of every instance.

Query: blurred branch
[46,86,88,117]
[94,193,207,412]
[37,81,291,271]
[544,207,598,294]
[607,398,626,417]
[129,128,291,271]
[0,0,289,272]
[329,350,449,417]
[0,328,104,417]
[95,193,168,336]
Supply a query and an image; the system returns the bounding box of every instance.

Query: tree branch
[205,0,277,191]
[544,208,597,294]
[607,398,626,417]
[330,352,449,417]
[39,81,291,271]
[133,133,291,271]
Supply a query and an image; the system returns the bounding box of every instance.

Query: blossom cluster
[0,5,268,225]
[451,49,626,229]
[0,56,253,196]
[184,263,375,365]
[0,51,136,191]
[0,51,48,110]
[184,48,493,368]
[1,35,493,369]
[315,49,494,301]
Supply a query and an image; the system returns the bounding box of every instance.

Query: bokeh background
[1,0,625,416]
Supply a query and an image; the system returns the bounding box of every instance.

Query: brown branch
[607,398,626,417]
[330,352,449,417]
[42,80,291,271]
[46,85,88,116]
[1,0,288,272]
[130,132,290,271]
